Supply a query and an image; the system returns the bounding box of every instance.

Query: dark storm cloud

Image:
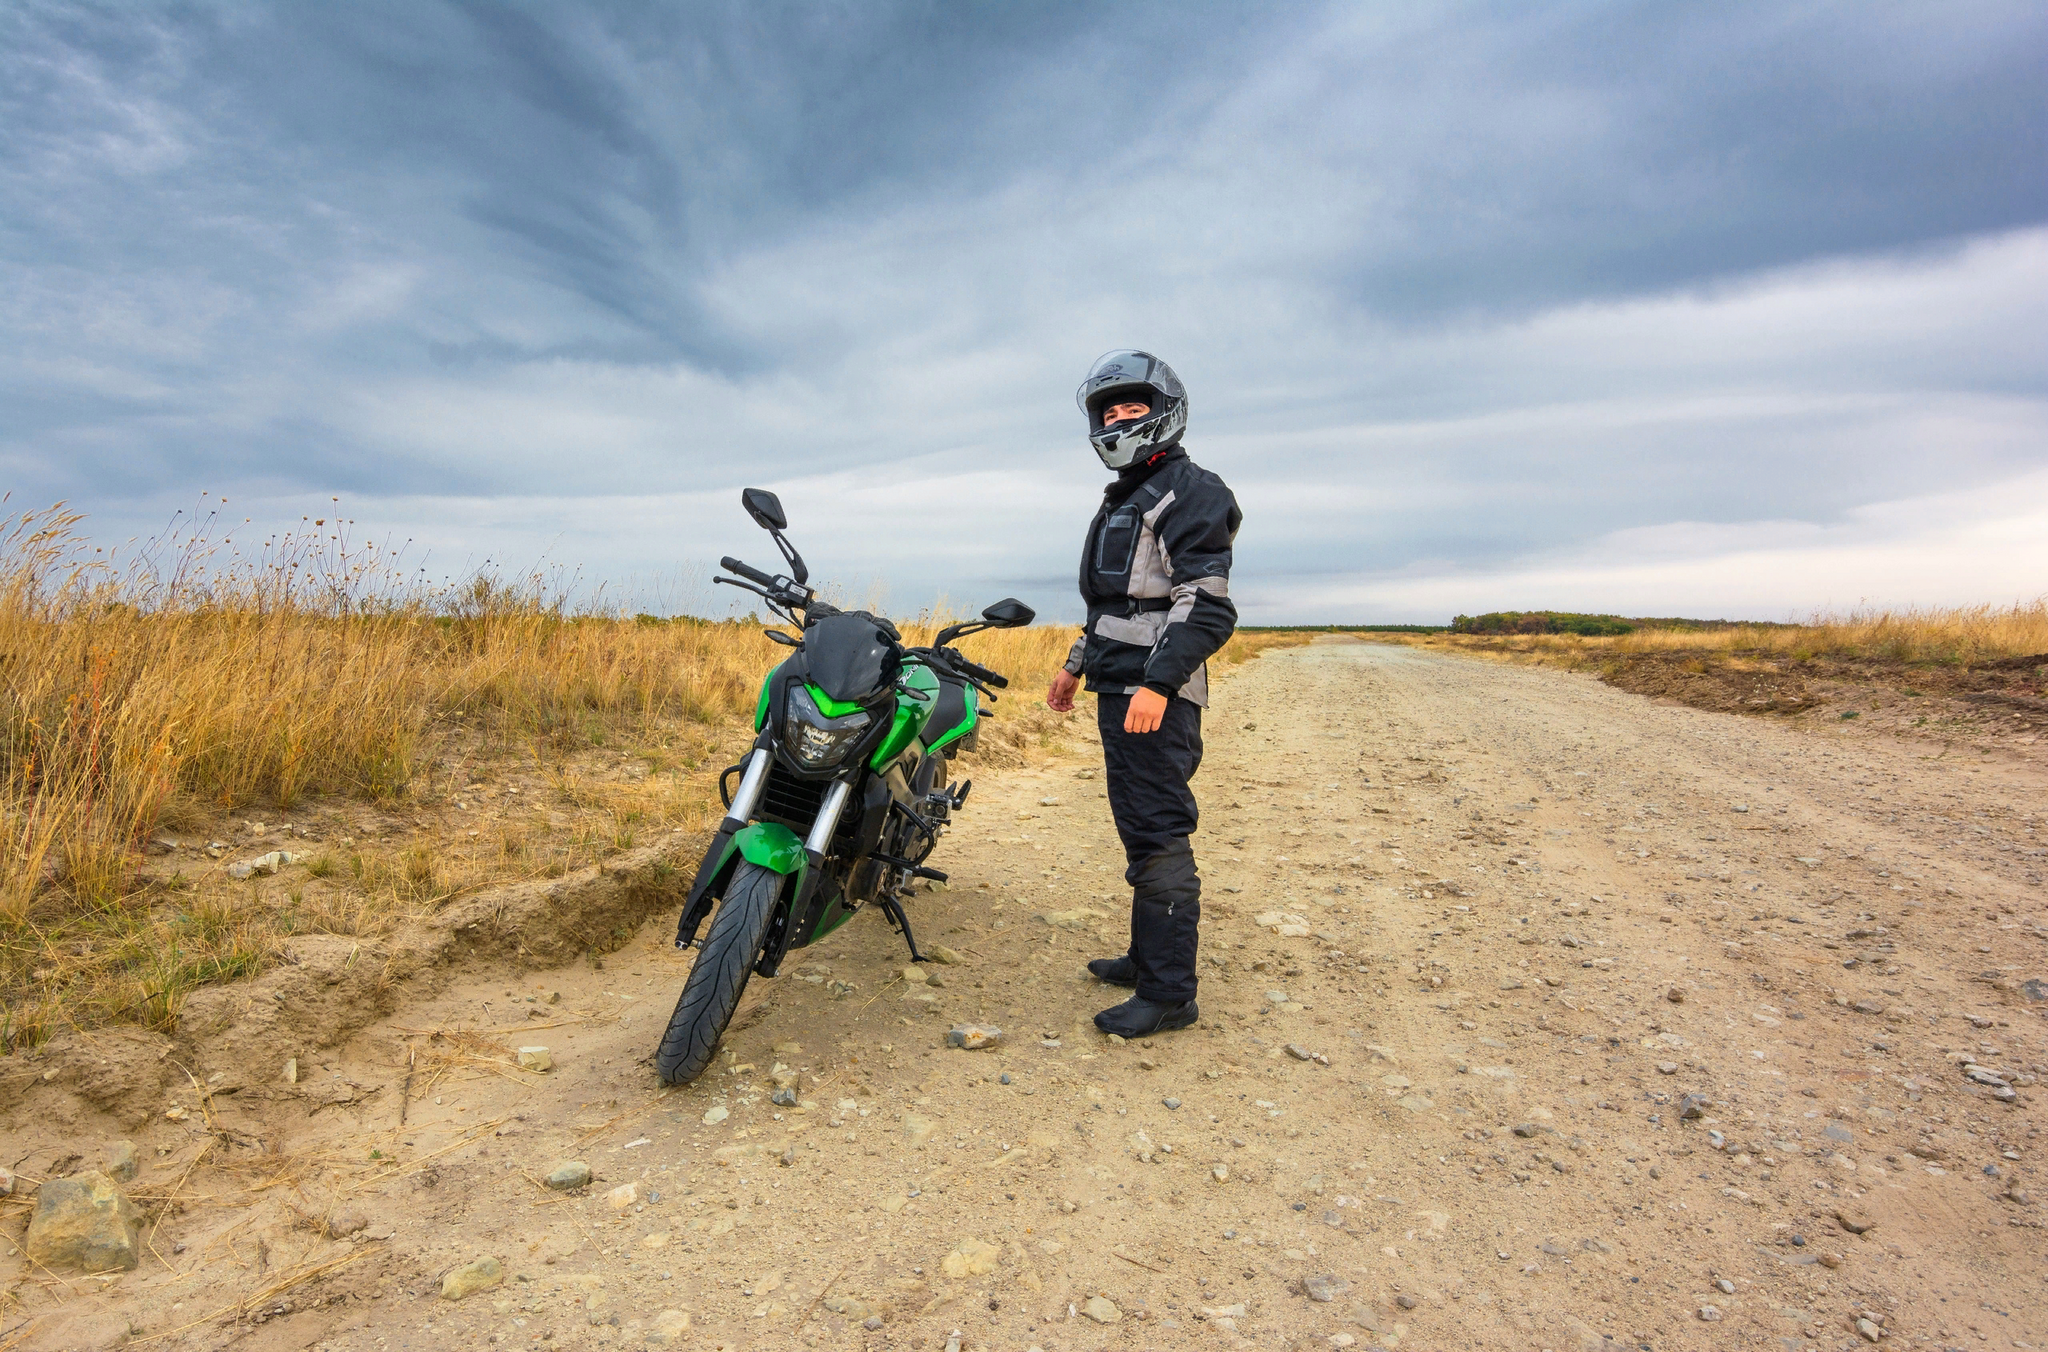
[1,0,2044,619]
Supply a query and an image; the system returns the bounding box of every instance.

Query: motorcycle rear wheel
[655,861,781,1085]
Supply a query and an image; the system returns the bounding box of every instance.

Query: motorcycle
[654,487,1035,1085]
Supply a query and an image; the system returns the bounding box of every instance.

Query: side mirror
[981,598,1035,628]
[741,487,787,531]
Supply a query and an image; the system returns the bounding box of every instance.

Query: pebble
[924,944,966,964]
[1713,1278,1734,1294]
[703,1106,729,1125]
[106,1140,139,1183]
[326,1207,370,1238]
[544,1161,592,1191]
[902,964,932,987]
[940,1238,999,1278]
[1834,1207,1876,1235]
[1394,1292,1418,1309]
[1678,1093,1708,1120]
[1211,1164,1229,1182]
[1285,1044,1314,1061]
[770,1087,798,1106]
[606,1182,643,1210]
[1163,1097,1181,1109]
[1656,1061,1679,1076]
[1297,1272,1348,1303]
[24,1170,141,1273]
[1856,1317,1882,1343]
[1698,1304,1723,1321]
[441,1256,504,1300]
[1665,985,1686,1004]
[1081,1294,1121,1323]
[1511,1123,1540,1138]
[1819,1252,1844,1269]
[946,1024,1002,1051]
[516,1046,553,1071]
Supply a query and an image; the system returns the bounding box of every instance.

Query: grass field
[1405,601,2048,666]
[0,504,1306,1050]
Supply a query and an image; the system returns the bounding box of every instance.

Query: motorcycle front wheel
[655,861,781,1085]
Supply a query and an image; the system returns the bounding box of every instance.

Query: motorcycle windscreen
[801,613,898,705]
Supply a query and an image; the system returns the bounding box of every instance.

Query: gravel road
[9,638,2042,1351]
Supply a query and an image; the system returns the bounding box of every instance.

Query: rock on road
[15,637,2041,1352]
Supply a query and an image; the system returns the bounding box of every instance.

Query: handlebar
[720,556,777,588]
[956,657,1008,689]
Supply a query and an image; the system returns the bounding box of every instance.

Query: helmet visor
[1076,349,1184,412]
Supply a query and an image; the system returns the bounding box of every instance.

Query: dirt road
[6,637,2044,1351]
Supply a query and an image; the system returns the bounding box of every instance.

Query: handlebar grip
[720,556,776,587]
[961,659,1008,689]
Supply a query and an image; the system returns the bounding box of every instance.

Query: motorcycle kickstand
[877,895,928,963]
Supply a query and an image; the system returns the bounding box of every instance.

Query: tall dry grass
[1381,600,2048,669]
[0,502,1087,1048]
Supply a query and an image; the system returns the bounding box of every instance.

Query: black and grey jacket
[1063,447,1241,707]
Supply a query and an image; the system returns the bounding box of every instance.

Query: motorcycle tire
[654,861,781,1085]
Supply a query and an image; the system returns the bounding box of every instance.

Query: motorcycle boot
[1094,994,1199,1037]
[1086,954,1138,986]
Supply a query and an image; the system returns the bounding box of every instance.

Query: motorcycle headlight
[782,685,871,768]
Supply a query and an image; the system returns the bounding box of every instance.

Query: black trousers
[1096,692,1204,1004]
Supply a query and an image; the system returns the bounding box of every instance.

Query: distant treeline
[1449,612,1795,636]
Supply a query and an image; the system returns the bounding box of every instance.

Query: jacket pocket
[1093,505,1140,578]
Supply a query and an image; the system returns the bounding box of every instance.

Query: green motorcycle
[654,488,1035,1085]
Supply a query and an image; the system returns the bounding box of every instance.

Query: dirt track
[5,637,2045,1352]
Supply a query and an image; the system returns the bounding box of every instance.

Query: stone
[647,1309,692,1343]
[1211,1164,1229,1182]
[283,1057,298,1084]
[607,1181,643,1210]
[1850,999,1885,1016]
[227,849,298,879]
[901,964,931,987]
[1665,985,1685,1004]
[1394,1292,1418,1310]
[1511,1123,1540,1138]
[326,1207,370,1238]
[106,1140,140,1183]
[702,1105,729,1125]
[1162,1097,1181,1109]
[25,1170,142,1273]
[940,1237,999,1278]
[1819,1251,1844,1269]
[1285,1044,1314,1061]
[441,1256,504,1300]
[946,1024,1002,1051]
[924,944,966,964]
[1713,1278,1734,1294]
[1698,1305,1723,1321]
[1080,1295,1121,1324]
[770,1087,798,1107]
[545,1161,592,1191]
[1678,1094,1708,1120]
[1856,1316,1882,1343]
[1834,1207,1876,1235]
[1304,1272,1350,1302]
[1656,1061,1679,1075]
[516,1046,553,1071]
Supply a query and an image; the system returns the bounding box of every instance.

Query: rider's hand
[1124,686,1168,733]
[1046,669,1081,713]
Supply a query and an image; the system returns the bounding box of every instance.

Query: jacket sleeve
[1062,633,1086,675]
[1142,474,1240,695]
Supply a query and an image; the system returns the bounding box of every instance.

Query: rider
[1047,350,1241,1038]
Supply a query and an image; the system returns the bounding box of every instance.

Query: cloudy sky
[4,1,2045,624]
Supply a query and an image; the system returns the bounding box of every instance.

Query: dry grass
[1370,599,2048,670]
[0,503,1106,1051]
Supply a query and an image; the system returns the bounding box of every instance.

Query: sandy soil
[5,636,2044,1352]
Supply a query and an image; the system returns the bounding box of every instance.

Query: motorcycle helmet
[1077,349,1187,470]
